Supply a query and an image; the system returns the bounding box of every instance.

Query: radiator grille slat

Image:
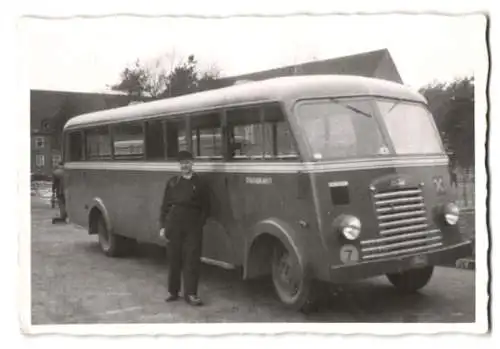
[361,185,442,261]
[361,229,440,246]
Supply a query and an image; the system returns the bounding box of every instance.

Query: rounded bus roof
[63,75,427,131]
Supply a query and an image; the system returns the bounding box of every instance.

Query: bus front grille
[361,186,442,260]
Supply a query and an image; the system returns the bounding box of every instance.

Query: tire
[96,215,136,257]
[271,242,315,312]
[386,266,434,293]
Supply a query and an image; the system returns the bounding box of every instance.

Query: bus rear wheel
[96,215,136,257]
[386,266,434,293]
[271,242,314,312]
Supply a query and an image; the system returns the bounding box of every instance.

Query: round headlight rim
[342,225,361,240]
[443,202,460,226]
[334,214,362,241]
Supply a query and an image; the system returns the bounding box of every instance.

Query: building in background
[30,89,130,178]
[218,48,403,86]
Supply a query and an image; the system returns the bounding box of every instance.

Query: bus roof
[64,75,427,130]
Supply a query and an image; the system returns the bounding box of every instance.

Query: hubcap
[273,248,301,299]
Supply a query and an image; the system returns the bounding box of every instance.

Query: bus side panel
[225,171,326,276]
[199,171,236,265]
[106,169,174,243]
[65,167,91,229]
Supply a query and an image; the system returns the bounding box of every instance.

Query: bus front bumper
[328,240,473,282]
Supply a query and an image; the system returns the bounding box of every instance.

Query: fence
[450,167,475,211]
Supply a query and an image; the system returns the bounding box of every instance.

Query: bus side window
[226,107,268,161]
[67,131,84,161]
[145,120,165,160]
[190,112,223,160]
[85,126,112,161]
[263,105,299,160]
[112,123,144,160]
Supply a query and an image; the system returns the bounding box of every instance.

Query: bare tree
[112,50,222,99]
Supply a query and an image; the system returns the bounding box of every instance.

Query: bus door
[223,105,293,265]
[189,112,237,267]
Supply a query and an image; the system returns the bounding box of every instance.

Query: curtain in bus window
[263,123,274,159]
[86,128,112,160]
[113,123,144,160]
[178,130,188,152]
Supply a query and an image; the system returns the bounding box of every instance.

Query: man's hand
[159,228,169,243]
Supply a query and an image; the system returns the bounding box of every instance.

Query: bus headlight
[444,203,460,225]
[333,214,362,241]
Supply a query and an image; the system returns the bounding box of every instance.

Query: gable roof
[219,49,402,86]
[30,90,131,133]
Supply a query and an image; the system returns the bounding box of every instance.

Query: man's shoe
[52,217,67,224]
[165,293,179,302]
[185,295,203,306]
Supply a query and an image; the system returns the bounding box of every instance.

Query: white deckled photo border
[13,1,491,339]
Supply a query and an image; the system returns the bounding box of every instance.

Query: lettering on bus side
[245,176,273,185]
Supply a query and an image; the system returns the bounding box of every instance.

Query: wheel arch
[88,197,113,236]
[243,218,309,280]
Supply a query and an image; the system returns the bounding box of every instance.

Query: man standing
[159,151,210,306]
[52,161,67,224]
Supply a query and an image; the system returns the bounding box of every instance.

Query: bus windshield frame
[293,97,446,161]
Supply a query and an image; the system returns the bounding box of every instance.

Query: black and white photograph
[15,2,489,338]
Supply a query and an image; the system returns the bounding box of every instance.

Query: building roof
[218,49,403,86]
[64,75,425,130]
[30,89,131,133]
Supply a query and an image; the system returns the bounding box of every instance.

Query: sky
[19,14,487,93]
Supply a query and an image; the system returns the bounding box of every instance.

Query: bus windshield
[296,98,444,160]
[375,100,444,155]
[296,99,390,160]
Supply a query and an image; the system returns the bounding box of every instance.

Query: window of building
[112,123,144,160]
[35,154,45,167]
[85,126,112,160]
[67,132,84,161]
[34,136,45,149]
[190,112,223,160]
[52,154,62,168]
[41,119,51,131]
[145,119,166,160]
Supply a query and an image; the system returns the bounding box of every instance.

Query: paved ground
[31,197,475,324]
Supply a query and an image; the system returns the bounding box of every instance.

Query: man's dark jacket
[159,173,211,230]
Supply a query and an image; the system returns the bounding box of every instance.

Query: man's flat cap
[177,150,194,161]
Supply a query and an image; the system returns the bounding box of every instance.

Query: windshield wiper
[330,100,373,118]
[386,101,402,114]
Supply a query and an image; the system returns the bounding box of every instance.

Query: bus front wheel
[96,215,136,257]
[271,242,314,312]
[386,266,434,293]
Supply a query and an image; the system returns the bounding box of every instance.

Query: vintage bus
[62,75,472,310]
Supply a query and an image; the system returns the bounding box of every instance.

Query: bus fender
[243,218,309,280]
[88,198,113,236]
